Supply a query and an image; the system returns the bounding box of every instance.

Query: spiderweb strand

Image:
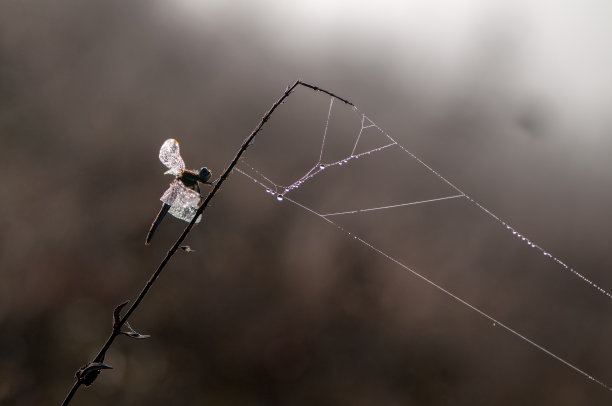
[320,194,466,217]
[240,142,397,197]
[319,97,334,163]
[350,113,367,156]
[234,166,612,392]
[234,89,612,391]
[242,96,612,301]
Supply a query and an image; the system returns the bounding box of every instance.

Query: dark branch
[61,81,353,405]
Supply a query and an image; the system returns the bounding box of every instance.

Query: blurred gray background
[2,0,612,404]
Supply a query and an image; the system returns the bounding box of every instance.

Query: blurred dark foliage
[1,1,612,405]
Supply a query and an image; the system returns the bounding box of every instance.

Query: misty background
[2,0,612,404]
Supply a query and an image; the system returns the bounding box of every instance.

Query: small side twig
[61,80,353,405]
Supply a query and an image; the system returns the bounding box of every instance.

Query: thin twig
[61,80,353,405]
[297,81,353,106]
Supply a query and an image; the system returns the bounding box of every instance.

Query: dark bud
[76,362,112,386]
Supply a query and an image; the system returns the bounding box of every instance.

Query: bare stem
[61,80,353,405]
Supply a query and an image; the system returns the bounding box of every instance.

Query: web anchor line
[336,98,612,302]
[348,106,612,302]
[233,85,612,393]
[242,90,612,302]
[285,195,612,392]
[235,167,612,393]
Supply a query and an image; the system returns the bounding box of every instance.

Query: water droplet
[276,194,284,202]
[266,189,272,194]
[319,164,325,169]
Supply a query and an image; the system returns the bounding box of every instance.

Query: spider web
[233,87,612,391]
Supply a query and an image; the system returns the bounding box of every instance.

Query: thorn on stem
[113,301,130,330]
[113,302,151,339]
[120,321,151,339]
[76,362,112,386]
